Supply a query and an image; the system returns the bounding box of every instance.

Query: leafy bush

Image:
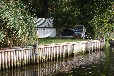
[0,1,36,48]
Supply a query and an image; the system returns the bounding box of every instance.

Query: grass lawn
[38,38,85,45]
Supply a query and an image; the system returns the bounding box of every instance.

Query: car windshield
[75,26,83,32]
[75,30,81,32]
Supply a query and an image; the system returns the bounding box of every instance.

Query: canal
[0,47,114,76]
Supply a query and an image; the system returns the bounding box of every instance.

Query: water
[0,47,114,76]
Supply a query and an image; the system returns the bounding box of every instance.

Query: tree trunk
[41,0,48,18]
[56,28,63,38]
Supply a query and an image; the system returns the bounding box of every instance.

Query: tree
[48,0,113,39]
[49,0,79,28]
[4,0,112,39]
[21,0,49,18]
[48,0,81,37]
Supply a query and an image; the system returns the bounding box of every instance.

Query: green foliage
[21,0,48,18]
[19,0,113,39]
[48,0,113,40]
[0,30,5,42]
[0,0,113,48]
[0,0,36,47]
[69,1,112,39]
[48,0,80,29]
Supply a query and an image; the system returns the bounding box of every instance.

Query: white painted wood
[0,53,1,70]
[37,28,56,38]
[63,45,66,58]
[26,49,29,65]
[53,46,56,59]
[4,52,8,69]
[56,46,59,59]
[82,43,86,53]
[0,40,105,70]
[42,47,45,62]
[50,47,53,60]
[28,49,31,64]
[74,44,78,55]
[21,50,24,65]
[43,48,46,61]
[16,50,19,67]
[1,52,5,69]
[30,48,33,63]
[10,51,13,68]
[33,49,36,64]
[23,50,26,65]
[18,50,22,66]
[60,45,63,57]
[48,47,51,60]
[13,51,17,67]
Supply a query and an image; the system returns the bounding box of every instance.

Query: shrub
[0,1,36,48]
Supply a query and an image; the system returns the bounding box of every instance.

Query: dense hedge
[0,1,36,48]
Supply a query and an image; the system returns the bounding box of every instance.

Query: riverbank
[0,40,105,70]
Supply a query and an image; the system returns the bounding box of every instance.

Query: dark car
[61,25,86,39]
[61,29,81,38]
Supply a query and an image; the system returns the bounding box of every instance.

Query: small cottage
[34,18,56,38]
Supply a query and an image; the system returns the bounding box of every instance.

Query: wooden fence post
[4,51,8,69]
[0,52,1,70]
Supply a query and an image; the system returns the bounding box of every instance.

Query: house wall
[34,18,56,38]
[37,28,56,38]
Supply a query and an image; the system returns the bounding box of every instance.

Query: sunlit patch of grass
[38,38,84,45]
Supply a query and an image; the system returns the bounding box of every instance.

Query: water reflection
[0,50,106,76]
[55,47,114,76]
